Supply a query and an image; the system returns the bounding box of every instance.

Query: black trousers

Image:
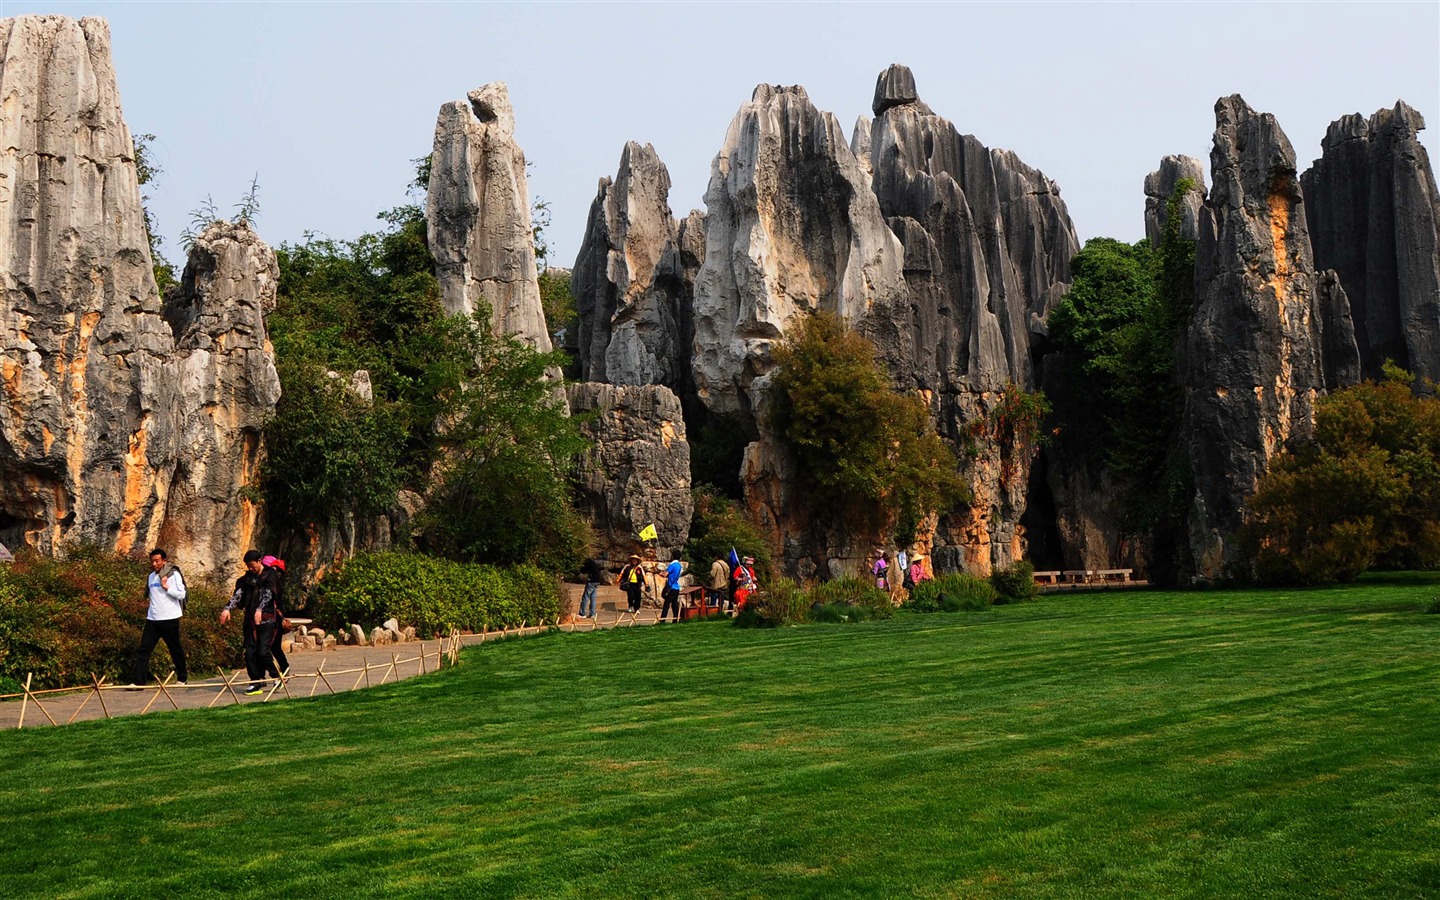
[624,586,642,612]
[661,587,680,621]
[244,620,277,686]
[133,618,187,684]
[269,627,289,678]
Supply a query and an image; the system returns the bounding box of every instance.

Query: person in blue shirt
[661,557,683,622]
[129,548,188,686]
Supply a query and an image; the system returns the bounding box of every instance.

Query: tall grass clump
[908,572,999,612]
[807,576,894,621]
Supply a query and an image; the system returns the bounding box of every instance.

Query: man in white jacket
[130,548,188,686]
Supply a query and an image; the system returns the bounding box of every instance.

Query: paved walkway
[0,585,693,730]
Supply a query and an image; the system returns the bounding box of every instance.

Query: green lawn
[5,575,1440,898]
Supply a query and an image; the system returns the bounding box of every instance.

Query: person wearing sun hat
[619,553,645,614]
[870,548,890,591]
[908,552,931,586]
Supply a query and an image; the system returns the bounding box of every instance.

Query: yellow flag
[638,523,658,542]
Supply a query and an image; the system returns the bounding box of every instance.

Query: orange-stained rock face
[0,16,280,581]
[1181,94,1352,579]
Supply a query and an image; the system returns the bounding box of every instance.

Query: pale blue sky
[7,1,1438,270]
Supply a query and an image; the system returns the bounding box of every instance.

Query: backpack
[149,563,186,611]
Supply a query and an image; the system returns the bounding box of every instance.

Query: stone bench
[1032,570,1062,585]
[1096,569,1134,583]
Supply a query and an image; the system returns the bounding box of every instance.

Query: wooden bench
[1096,569,1134,583]
[1032,570,1062,585]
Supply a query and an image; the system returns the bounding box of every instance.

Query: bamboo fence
[0,615,618,730]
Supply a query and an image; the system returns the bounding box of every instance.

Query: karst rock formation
[567,383,693,561]
[1144,155,1207,246]
[159,221,282,575]
[867,64,1079,574]
[692,82,909,426]
[572,141,703,393]
[1302,102,1440,385]
[1182,95,1361,577]
[0,15,280,577]
[426,82,552,351]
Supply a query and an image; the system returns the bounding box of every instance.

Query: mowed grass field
[5,576,1440,898]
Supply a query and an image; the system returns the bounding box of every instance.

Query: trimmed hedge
[0,548,239,691]
[313,552,561,637]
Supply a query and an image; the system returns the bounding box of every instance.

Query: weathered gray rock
[851,116,873,173]
[1316,270,1363,390]
[349,624,367,646]
[1144,155,1208,246]
[692,83,908,424]
[1183,95,1340,577]
[869,64,1078,389]
[159,221,281,578]
[572,143,699,390]
[1302,101,1440,384]
[868,64,1079,573]
[872,63,930,116]
[566,382,691,559]
[426,82,551,350]
[0,15,174,557]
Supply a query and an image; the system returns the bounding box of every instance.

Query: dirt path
[0,586,691,730]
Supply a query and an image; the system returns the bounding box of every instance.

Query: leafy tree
[269,201,591,572]
[1046,180,1199,572]
[1240,366,1440,584]
[767,311,969,539]
[684,488,773,583]
[411,313,590,571]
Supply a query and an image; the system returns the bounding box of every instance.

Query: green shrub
[908,572,998,613]
[734,578,809,628]
[313,551,561,637]
[1240,370,1440,585]
[0,548,239,690]
[767,311,969,535]
[990,561,1038,605]
[685,489,773,583]
[807,576,894,621]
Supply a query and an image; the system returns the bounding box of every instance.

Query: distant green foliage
[685,489,772,583]
[313,551,561,637]
[1241,368,1440,585]
[768,311,969,536]
[908,572,999,613]
[537,268,575,339]
[689,416,752,499]
[132,133,178,293]
[267,204,452,527]
[0,549,237,690]
[1047,181,1199,573]
[989,561,1038,604]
